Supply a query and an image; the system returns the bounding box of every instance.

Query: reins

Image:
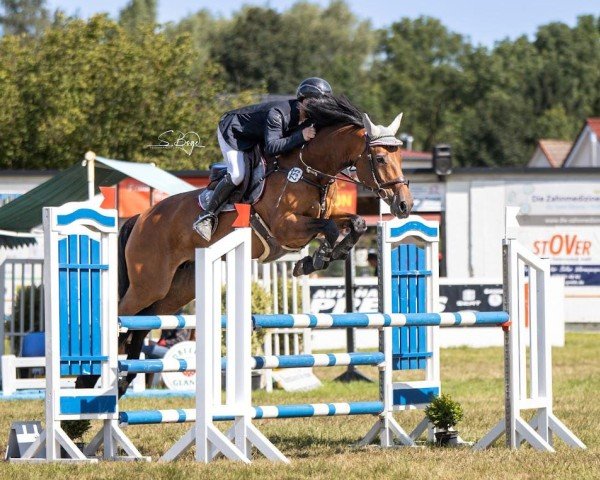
[297,134,410,200]
[265,132,410,217]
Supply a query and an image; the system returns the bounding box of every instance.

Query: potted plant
[425,393,464,446]
[61,420,91,457]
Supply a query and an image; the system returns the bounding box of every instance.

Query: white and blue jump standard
[11,202,145,462]
[9,203,585,463]
[358,217,442,447]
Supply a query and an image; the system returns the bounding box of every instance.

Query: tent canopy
[0,156,194,248]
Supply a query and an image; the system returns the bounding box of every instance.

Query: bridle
[298,133,410,200]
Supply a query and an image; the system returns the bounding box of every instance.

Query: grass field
[0,333,598,479]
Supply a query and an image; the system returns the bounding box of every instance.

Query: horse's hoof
[293,256,314,277]
[118,378,130,397]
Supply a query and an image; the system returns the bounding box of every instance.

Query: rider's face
[298,100,307,119]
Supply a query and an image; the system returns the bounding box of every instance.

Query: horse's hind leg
[116,265,196,394]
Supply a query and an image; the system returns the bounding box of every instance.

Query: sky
[46,0,596,47]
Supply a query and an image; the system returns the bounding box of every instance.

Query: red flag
[232,203,251,228]
[99,186,116,209]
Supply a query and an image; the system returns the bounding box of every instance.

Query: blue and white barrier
[11,204,585,464]
[119,352,386,374]
[120,401,385,425]
[119,312,508,332]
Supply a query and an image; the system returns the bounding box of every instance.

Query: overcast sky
[45,0,596,47]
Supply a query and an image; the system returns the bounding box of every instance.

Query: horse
[77,95,413,394]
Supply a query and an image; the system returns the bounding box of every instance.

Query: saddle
[197,146,300,263]
[198,144,267,213]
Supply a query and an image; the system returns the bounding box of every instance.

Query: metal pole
[84,151,96,201]
[335,251,372,383]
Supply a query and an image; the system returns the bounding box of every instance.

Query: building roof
[563,118,600,168]
[537,139,573,168]
[586,118,600,137]
[0,156,194,248]
[402,149,432,161]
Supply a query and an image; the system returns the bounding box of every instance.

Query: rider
[193,77,333,240]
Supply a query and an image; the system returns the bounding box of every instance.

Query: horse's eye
[375,155,386,164]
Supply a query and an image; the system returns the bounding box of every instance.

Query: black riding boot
[193,173,238,241]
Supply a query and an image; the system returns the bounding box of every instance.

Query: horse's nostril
[399,201,408,213]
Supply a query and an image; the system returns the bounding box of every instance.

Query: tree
[119,0,156,34]
[279,1,375,107]
[455,16,599,166]
[212,1,375,105]
[373,17,470,151]
[165,9,225,68]
[454,37,541,166]
[0,0,49,36]
[213,6,283,92]
[0,15,230,170]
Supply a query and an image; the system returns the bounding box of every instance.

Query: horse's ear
[388,113,403,136]
[362,113,377,137]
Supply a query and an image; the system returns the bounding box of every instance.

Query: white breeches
[217,128,245,186]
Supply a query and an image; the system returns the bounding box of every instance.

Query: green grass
[1,333,598,479]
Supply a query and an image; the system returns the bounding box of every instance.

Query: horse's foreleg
[330,214,367,261]
[285,216,339,276]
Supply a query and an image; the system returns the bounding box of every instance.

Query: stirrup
[193,213,218,241]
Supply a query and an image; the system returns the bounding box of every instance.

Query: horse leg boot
[193,173,238,241]
[330,216,367,261]
[293,219,339,276]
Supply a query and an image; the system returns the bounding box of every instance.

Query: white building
[563,118,600,167]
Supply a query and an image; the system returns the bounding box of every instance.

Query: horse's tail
[118,214,140,300]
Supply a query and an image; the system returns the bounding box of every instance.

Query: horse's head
[354,113,413,218]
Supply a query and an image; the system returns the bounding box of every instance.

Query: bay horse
[78,95,413,394]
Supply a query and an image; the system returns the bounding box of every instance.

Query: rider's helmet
[296,77,333,100]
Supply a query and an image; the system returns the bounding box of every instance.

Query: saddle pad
[198,156,266,213]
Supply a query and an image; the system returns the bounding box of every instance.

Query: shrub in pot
[425,393,464,446]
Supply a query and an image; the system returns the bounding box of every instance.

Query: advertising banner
[308,279,504,313]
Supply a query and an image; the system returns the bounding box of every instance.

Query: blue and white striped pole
[119,311,509,332]
[120,401,385,425]
[118,352,386,374]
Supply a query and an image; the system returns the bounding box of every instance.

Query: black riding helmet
[296,77,333,100]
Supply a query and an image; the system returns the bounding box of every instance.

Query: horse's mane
[303,94,363,129]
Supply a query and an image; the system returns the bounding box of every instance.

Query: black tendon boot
[193,173,238,241]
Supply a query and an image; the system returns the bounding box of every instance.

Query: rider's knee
[229,169,244,186]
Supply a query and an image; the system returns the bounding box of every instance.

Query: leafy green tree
[373,17,470,152]
[0,15,230,170]
[279,1,375,107]
[118,0,156,34]
[455,16,599,166]
[212,1,374,105]
[455,37,541,166]
[165,9,225,68]
[0,0,49,36]
[213,5,283,92]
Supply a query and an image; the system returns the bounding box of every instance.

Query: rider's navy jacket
[218,99,307,156]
